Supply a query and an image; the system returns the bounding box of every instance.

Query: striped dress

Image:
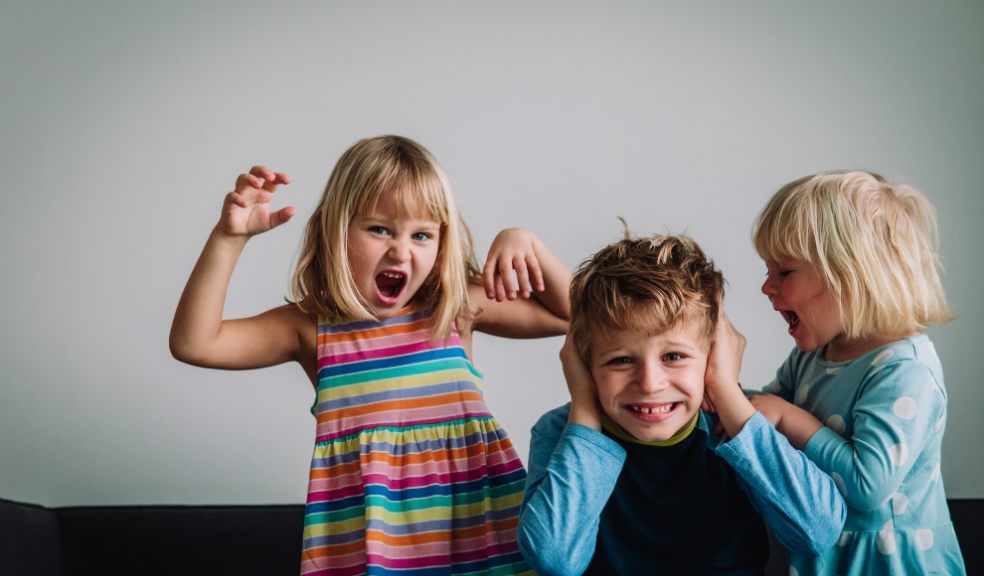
[301,306,533,575]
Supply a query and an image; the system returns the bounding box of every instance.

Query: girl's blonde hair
[753,170,953,339]
[290,135,480,338]
[569,232,724,365]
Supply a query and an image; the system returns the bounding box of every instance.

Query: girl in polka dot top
[748,171,966,575]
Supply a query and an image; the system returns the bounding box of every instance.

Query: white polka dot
[877,520,897,555]
[832,472,847,496]
[827,414,846,435]
[872,349,895,367]
[888,443,909,467]
[893,397,918,420]
[931,462,941,482]
[790,568,799,576]
[766,379,782,393]
[796,383,811,405]
[916,528,935,551]
[891,492,910,514]
[826,366,842,375]
[837,532,851,547]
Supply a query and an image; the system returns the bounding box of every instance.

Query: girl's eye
[663,352,684,362]
[368,226,390,235]
[412,232,432,241]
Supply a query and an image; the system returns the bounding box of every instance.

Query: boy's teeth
[631,404,673,414]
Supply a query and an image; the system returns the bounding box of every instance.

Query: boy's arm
[704,309,844,555]
[469,228,570,338]
[519,405,624,576]
[714,412,846,556]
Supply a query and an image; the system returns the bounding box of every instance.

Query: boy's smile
[347,198,441,318]
[590,322,708,442]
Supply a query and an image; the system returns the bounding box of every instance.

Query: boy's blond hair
[290,135,480,338]
[569,233,724,364]
[753,170,953,339]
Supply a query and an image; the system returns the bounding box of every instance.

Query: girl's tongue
[376,271,406,299]
[783,310,801,332]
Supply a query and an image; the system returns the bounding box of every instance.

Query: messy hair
[289,135,480,338]
[569,231,724,364]
[753,170,953,339]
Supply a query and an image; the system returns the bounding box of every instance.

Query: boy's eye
[663,352,684,362]
[607,356,633,366]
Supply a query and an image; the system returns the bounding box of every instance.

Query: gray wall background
[2,1,982,506]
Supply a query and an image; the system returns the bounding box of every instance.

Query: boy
[518,234,845,575]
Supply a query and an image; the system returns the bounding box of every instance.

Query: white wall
[2,1,981,506]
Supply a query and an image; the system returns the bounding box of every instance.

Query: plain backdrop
[2,1,982,506]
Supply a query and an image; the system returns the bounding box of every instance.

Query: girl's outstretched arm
[169,166,313,373]
[469,228,570,338]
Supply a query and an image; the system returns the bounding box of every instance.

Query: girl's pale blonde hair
[290,135,480,338]
[569,232,724,365]
[753,170,953,339]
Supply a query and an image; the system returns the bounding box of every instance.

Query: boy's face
[589,320,709,442]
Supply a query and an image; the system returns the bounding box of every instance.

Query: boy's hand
[703,307,745,406]
[483,228,545,302]
[560,334,602,431]
[219,165,295,238]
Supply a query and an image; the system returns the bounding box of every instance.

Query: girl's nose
[761,275,777,297]
[387,239,411,262]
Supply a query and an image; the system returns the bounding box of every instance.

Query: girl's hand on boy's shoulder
[482,228,545,302]
[748,393,786,428]
[219,165,296,238]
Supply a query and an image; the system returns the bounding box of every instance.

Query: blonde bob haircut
[290,135,480,338]
[569,232,724,365]
[753,170,953,340]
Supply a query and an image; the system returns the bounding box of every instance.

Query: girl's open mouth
[375,271,407,303]
[781,310,800,334]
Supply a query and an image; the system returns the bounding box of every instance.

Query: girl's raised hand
[483,228,545,301]
[219,165,296,237]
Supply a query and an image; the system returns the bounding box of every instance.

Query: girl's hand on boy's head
[219,165,296,238]
[482,228,545,302]
[560,334,602,431]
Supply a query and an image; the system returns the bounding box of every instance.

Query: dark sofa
[2,498,980,575]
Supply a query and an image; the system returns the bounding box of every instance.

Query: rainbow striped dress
[301,307,533,575]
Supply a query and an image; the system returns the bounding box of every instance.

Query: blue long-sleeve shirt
[518,407,845,575]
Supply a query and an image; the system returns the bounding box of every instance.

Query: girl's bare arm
[470,228,571,339]
[169,166,310,370]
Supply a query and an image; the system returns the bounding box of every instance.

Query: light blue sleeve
[805,358,944,511]
[714,411,846,556]
[518,406,625,576]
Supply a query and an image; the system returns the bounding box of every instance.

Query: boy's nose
[636,362,667,392]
